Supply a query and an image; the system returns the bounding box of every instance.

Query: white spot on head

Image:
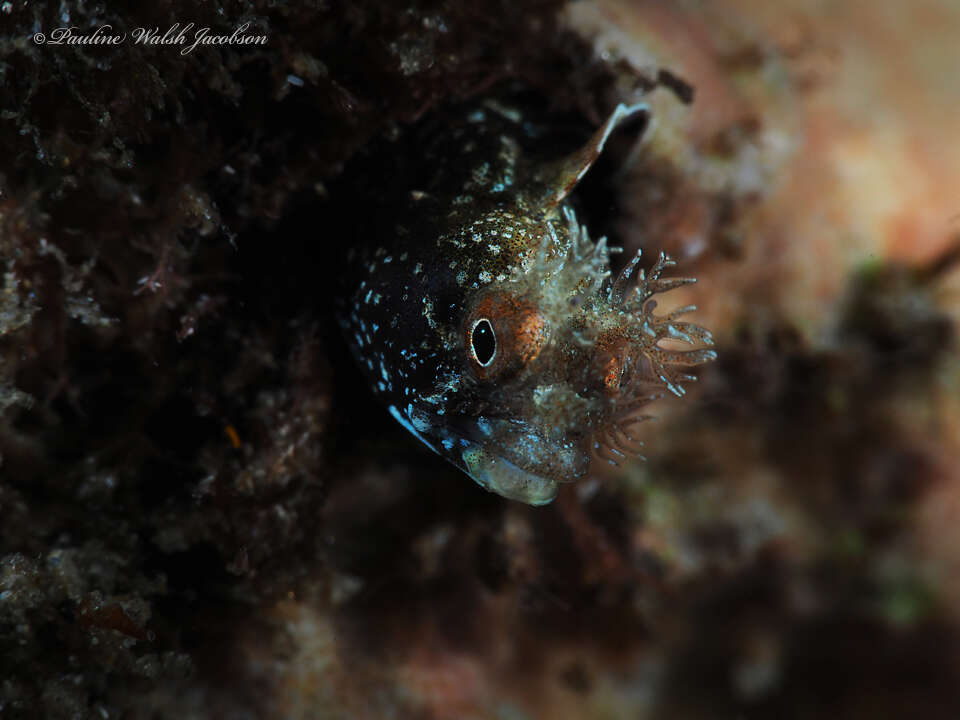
[422,299,437,329]
[411,413,431,433]
[389,405,439,454]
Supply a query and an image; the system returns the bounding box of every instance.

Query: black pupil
[472,320,496,366]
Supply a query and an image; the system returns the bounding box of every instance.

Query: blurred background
[1,1,959,718]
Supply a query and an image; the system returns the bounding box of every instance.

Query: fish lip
[443,413,590,504]
[405,407,588,504]
[460,442,560,506]
[447,413,587,474]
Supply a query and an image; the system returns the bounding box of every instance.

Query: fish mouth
[460,444,560,505]
[446,414,591,505]
[399,405,591,505]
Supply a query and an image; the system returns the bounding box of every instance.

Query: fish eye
[470,318,497,367]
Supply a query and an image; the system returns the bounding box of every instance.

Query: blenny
[339,99,716,505]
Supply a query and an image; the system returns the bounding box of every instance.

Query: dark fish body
[338,100,715,504]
